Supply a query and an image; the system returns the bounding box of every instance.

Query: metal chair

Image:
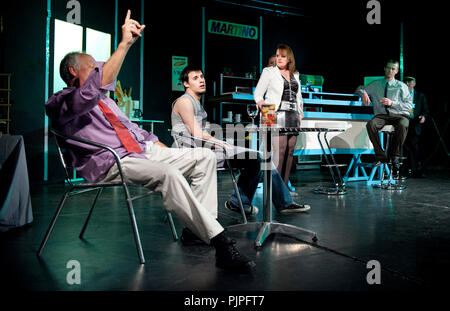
[37,129,178,265]
[376,125,407,190]
[313,121,349,195]
[171,131,249,224]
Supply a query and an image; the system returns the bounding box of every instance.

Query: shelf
[0,74,11,134]
[219,74,258,96]
[209,94,254,102]
[221,75,258,81]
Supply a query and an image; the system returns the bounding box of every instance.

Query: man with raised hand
[46,10,255,271]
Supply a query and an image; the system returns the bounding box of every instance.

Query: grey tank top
[171,94,207,147]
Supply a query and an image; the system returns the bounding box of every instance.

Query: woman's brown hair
[276,43,296,75]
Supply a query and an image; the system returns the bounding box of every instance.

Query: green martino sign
[208,19,258,40]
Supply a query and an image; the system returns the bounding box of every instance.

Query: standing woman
[254,44,303,188]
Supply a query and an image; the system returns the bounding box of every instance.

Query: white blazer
[254,66,304,116]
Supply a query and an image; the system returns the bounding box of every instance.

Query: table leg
[263,130,272,223]
[226,128,317,248]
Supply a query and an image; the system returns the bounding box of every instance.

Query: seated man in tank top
[171,66,311,216]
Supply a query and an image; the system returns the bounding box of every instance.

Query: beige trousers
[99,142,223,243]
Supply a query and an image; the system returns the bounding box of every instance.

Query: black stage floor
[1,168,449,294]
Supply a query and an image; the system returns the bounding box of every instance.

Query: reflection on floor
[1,169,449,292]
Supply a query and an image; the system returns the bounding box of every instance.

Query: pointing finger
[125,9,131,22]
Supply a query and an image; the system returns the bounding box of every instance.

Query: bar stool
[313,121,349,195]
[376,125,407,191]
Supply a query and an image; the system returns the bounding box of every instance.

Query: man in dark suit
[403,76,429,178]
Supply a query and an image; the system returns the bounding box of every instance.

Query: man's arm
[418,92,429,123]
[46,71,102,127]
[355,82,375,106]
[254,67,272,109]
[101,10,145,87]
[155,141,168,148]
[173,96,227,146]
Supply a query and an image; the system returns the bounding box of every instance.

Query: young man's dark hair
[179,66,203,84]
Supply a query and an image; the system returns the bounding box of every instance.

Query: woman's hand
[256,100,264,110]
[298,113,303,127]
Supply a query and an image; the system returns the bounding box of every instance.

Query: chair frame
[171,132,248,224]
[37,129,178,265]
[377,126,407,190]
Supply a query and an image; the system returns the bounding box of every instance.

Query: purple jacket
[46,61,158,182]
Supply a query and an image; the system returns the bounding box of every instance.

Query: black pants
[366,114,409,161]
[403,120,422,172]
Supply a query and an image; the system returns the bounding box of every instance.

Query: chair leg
[324,132,346,191]
[380,163,386,185]
[226,162,248,224]
[166,212,178,241]
[123,185,146,264]
[37,189,71,257]
[79,188,103,239]
[387,162,394,186]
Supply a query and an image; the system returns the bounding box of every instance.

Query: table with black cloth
[0,135,33,232]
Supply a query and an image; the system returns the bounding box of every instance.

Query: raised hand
[101,10,146,86]
[121,10,146,46]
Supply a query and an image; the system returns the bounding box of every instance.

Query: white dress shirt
[356,78,412,117]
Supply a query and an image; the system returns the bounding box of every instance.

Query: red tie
[98,100,142,153]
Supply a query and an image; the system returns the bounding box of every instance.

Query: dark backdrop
[1,0,448,183]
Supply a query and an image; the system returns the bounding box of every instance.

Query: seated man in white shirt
[355,59,413,166]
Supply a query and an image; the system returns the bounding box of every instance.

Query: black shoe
[375,156,388,166]
[374,158,388,166]
[211,232,256,271]
[180,227,207,246]
[394,174,408,181]
[225,201,259,216]
[392,157,404,168]
[391,166,400,178]
[279,203,311,214]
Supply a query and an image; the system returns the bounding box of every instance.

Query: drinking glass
[247,104,258,127]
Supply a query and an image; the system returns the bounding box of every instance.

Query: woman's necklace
[280,69,290,82]
[280,69,293,101]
